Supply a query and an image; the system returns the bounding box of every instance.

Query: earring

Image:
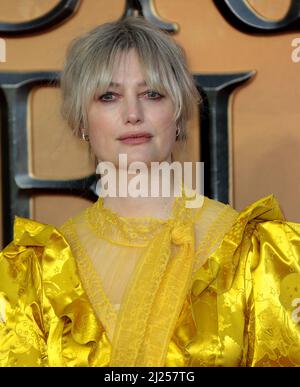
[175,127,181,139]
[81,130,89,141]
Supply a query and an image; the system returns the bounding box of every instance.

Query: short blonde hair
[60,16,201,142]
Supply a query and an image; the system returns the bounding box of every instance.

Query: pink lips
[117,131,153,145]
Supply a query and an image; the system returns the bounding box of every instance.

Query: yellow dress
[0,189,300,367]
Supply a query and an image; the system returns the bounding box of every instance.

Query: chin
[123,152,153,164]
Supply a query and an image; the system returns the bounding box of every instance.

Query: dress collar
[86,184,202,247]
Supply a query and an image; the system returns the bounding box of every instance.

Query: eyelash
[98,90,164,102]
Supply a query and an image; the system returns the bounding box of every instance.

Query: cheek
[88,110,114,141]
[159,115,176,138]
[88,108,105,131]
[87,116,107,158]
[150,104,176,130]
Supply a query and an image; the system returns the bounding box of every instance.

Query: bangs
[81,44,182,129]
[61,17,201,140]
[137,47,182,122]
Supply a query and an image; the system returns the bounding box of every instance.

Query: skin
[86,48,179,218]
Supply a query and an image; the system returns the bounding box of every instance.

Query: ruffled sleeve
[245,218,300,365]
[0,216,106,367]
[188,194,300,366]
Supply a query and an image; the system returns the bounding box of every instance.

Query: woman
[0,17,300,367]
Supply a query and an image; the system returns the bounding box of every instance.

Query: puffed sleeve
[0,216,102,367]
[245,218,300,366]
[189,194,300,367]
[0,217,51,366]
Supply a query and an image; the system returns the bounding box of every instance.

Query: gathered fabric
[0,188,300,366]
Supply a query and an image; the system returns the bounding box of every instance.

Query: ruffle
[3,216,102,366]
[3,193,296,366]
[191,194,286,297]
[87,184,205,247]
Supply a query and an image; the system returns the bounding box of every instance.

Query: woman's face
[87,48,177,168]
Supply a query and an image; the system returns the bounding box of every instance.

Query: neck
[100,166,183,219]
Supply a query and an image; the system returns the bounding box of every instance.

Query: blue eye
[146,90,163,99]
[98,90,163,102]
[99,92,115,102]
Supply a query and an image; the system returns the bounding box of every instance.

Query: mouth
[117,132,153,145]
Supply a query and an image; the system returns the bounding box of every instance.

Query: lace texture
[2,194,300,366]
[59,187,239,365]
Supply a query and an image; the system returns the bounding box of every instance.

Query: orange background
[0,0,299,249]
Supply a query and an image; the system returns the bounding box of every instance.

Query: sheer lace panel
[59,189,238,346]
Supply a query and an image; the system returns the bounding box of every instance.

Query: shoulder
[186,188,239,245]
[0,216,101,366]
[191,193,292,292]
[0,216,82,308]
[0,216,60,281]
[190,195,300,366]
[196,193,286,231]
[200,195,238,223]
[197,192,284,222]
[191,193,298,297]
[58,199,97,233]
[183,185,238,222]
[193,193,297,292]
[209,193,289,261]
[1,215,74,261]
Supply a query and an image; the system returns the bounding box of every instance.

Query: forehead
[109,80,147,89]
[110,49,147,81]
[91,47,168,96]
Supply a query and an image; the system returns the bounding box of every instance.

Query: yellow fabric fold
[0,216,102,366]
[187,195,300,366]
[192,194,286,297]
[110,221,195,366]
[0,193,299,366]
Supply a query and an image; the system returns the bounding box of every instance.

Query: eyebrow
[109,81,147,88]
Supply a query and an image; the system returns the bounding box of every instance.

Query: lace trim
[59,191,237,365]
[192,203,239,277]
[86,186,205,247]
[110,221,196,366]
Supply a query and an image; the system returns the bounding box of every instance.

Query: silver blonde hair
[60,16,201,142]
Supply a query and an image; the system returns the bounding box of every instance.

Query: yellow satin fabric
[0,194,300,366]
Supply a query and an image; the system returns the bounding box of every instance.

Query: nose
[123,96,144,125]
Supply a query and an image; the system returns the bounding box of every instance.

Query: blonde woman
[0,17,300,367]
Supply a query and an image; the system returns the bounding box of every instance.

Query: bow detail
[171,223,194,246]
